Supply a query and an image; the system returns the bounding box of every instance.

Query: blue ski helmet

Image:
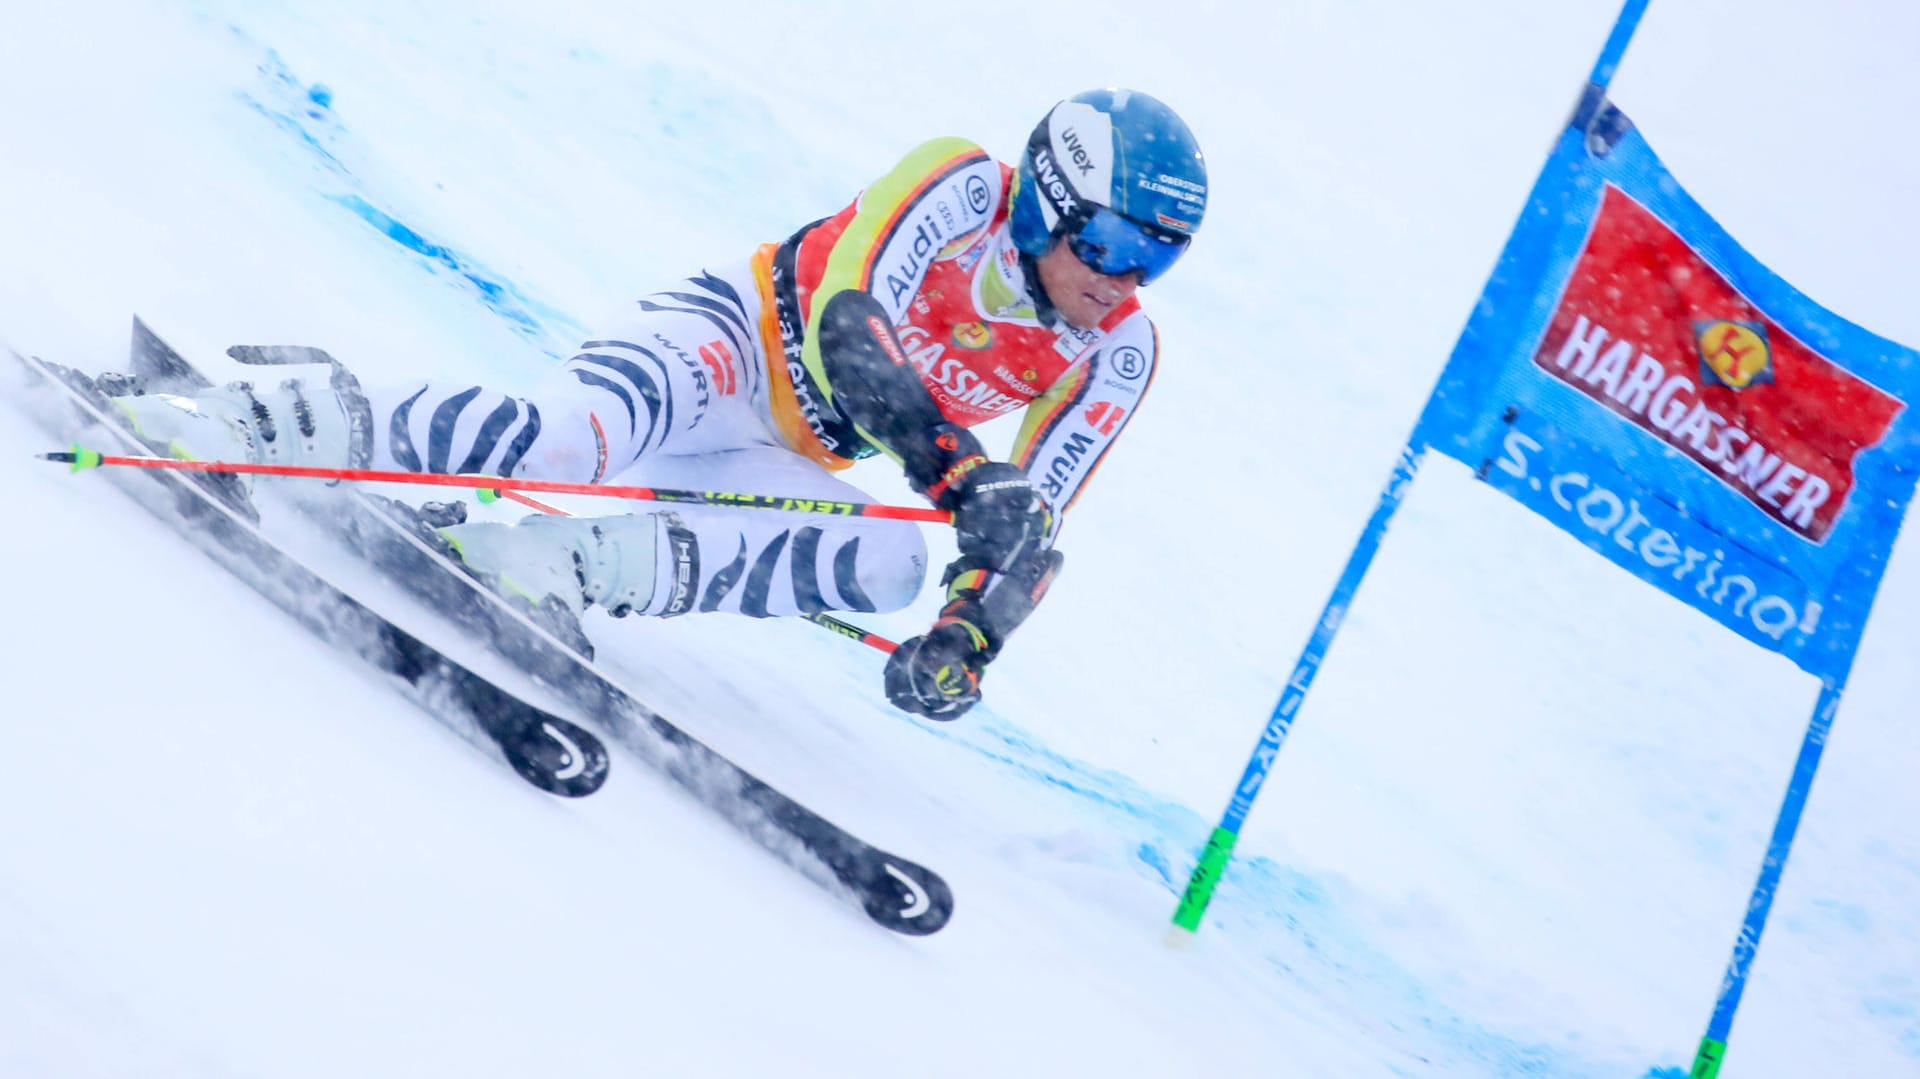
[1009,89,1207,284]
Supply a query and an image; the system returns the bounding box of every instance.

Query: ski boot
[109,370,362,475]
[438,512,662,617]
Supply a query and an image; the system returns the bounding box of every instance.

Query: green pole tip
[1170,826,1241,933]
[477,488,500,504]
[1689,1037,1727,1079]
[68,445,103,473]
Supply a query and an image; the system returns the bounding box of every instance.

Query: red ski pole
[46,446,916,655]
[39,446,953,525]
[44,445,915,654]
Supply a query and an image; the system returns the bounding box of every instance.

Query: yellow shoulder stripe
[802,137,992,404]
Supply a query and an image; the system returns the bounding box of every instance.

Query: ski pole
[475,486,568,516]
[39,446,953,524]
[801,612,900,655]
[44,446,910,655]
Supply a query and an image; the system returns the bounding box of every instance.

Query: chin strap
[1017,248,1064,331]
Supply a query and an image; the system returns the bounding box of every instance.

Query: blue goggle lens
[1064,208,1190,285]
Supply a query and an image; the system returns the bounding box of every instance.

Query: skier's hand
[884,615,991,720]
[945,461,1050,573]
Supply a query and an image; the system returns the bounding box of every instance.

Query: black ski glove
[885,417,1051,573]
[884,609,992,720]
[944,461,1052,573]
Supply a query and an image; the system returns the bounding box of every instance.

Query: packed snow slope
[3,2,1917,1076]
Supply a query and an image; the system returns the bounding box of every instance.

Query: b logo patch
[965,175,992,215]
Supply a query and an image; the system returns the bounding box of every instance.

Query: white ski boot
[112,372,359,472]
[439,512,661,616]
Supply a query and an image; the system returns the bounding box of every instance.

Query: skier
[113,88,1208,720]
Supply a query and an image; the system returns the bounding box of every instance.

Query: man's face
[1035,236,1141,331]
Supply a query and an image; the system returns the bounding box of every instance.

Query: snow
[2,1,1918,1076]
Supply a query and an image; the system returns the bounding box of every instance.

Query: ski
[128,319,954,936]
[11,343,610,799]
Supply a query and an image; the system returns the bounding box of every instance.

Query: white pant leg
[616,447,929,618]
[365,379,552,478]
[363,261,773,483]
[358,260,927,616]
[523,263,774,480]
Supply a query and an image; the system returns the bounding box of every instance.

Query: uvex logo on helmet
[1060,126,1097,176]
[1032,149,1077,217]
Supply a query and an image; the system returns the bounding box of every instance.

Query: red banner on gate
[1532,185,1901,543]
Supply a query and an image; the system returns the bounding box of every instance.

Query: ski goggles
[1062,206,1191,285]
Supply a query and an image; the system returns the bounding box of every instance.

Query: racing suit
[358,136,1160,622]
